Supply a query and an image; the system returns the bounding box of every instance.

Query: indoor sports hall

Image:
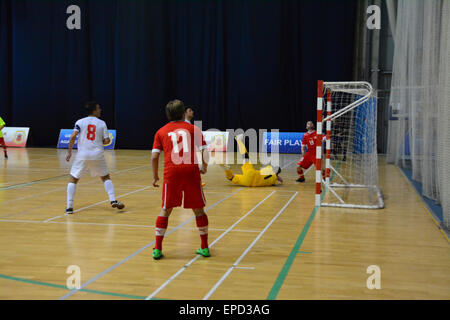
[0,0,449,301]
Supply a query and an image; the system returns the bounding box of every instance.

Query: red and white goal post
[315,81,384,209]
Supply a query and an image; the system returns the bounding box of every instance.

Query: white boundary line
[0,219,261,233]
[5,155,297,204]
[58,187,244,300]
[24,154,60,162]
[0,184,156,219]
[2,164,150,204]
[281,159,298,169]
[43,186,153,223]
[144,190,276,300]
[202,191,298,300]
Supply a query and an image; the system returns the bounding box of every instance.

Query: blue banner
[57,129,117,150]
[263,132,305,154]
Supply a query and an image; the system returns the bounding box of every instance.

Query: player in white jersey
[65,101,125,214]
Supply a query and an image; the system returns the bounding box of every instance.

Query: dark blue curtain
[0,0,356,148]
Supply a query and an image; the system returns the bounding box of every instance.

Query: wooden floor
[0,148,448,300]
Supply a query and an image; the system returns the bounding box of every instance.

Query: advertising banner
[57,129,117,150]
[1,127,30,147]
[202,131,229,152]
[263,132,305,154]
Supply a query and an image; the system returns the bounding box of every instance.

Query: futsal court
[0,148,448,300]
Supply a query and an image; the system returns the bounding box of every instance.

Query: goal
[315,81,384,209]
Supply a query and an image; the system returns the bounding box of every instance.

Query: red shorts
[0,137,5,145]
[161,166,206,209]
[297,153,316,170]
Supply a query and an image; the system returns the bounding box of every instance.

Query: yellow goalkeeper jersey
[231,163,278,187]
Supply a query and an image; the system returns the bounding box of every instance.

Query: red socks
[155,214,209,251]
[196,214,209,249]
[155,216,168,250]
[297,167,304,179]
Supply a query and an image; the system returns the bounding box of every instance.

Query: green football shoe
[196,248,211,257]
[153,248,164,260]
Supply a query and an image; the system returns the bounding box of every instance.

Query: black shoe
[65,208,74,214]
[296,177,305,183]
[111,200,125,210]
[4,154,7,159]
[276,167,282,175]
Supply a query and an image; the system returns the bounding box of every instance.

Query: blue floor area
[401,167,444,224]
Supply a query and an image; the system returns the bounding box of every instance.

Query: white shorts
[70,159,109,179]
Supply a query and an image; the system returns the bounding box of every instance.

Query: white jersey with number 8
[74,116,109,160]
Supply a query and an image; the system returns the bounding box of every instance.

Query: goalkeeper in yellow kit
[222,135,283,187]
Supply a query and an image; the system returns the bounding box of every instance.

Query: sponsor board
[202,131,229,152]
[57,129,117,149]
[263,132,305,154]
[1,127,30,147]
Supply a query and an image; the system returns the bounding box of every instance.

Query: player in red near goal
[296,121,322,183]
[151,99,209,260]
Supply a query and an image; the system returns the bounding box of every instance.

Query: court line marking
[2,158,294,196]
[281,159,298,169]
[2,156,296,299]
[2,164,151,204]
[24,154,61,162]
[0,218,261,233]
[202,191,298,300]
[58,187,244,300]
[266,162,340,300]
[0,174,69,191]
[0,219,42,224]
[0,184,156,219]
[43,186,153,223]
[2,167,66,170]
[144,190,276,300]
[0,273,147,300]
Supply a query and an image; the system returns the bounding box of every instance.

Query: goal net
[315,81,384,209]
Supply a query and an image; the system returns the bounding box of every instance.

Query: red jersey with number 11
[152,121,207,175]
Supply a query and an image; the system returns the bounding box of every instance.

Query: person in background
[0,116,8,159]
[185,107,194,124]
[185,106,206,187]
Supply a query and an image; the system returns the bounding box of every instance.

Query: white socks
[67,180,116,210]
[104,179,116,202]
[67,183,77,209]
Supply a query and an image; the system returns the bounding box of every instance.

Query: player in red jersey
[151,99,209,260]
[296,121,320,182]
